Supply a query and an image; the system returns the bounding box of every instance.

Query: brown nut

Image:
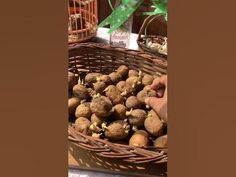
[128,69,139,77]
[126,76,143,92]
[126,109,147,127]
[144,110,163,136]
[104,120,130,140]
[154,135,167,148]
[104,85,124,105]
[68,71,78,90]
[112,104,127,120]
[90,96,112,117]
[68,97,80,116]
[116,65,129,78]
[142,74,154,86]
[74,117,91,135]
[93,81,107,94]
[109,72,122,84]
[137,88,156,104]
[116,81,135,97]
[129,130,149,147]
[126,76,141,86]
[96,75,112,85]
[75,103,92,119]
[85,73,102,86]
[72,84,90,100]
[125,96,142,109]
[87,88,97,97]
[143,85,153,91]
[91,113,106,126]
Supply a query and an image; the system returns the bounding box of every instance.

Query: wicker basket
[68,43,168,175]
[68,0,98,43]
[137,15,167,58]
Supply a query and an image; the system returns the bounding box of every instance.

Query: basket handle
[137,15,162,42]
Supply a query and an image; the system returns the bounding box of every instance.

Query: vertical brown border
[0,0,68,177]
[169,0,236,177]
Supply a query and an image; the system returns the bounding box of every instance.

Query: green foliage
[99,0,168,33]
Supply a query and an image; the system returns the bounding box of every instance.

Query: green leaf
[122,0,129,4]
[99,0,167,33]
[99,0,143,33]
[144,0,167,20]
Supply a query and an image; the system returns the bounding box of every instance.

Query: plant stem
[108,0,114,11]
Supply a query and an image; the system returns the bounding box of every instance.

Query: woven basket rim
[68,125,168,164]
[69,43,167,69]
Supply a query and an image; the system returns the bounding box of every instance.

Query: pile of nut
[68,65,167,148]
[146,37,167,56]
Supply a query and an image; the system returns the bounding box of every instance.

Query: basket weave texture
[68,0,98,43]
[68,43,167,164]
[137,15,167,58]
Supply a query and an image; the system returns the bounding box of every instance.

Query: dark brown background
[0,0,68,177]
[0,0,236,177]
[168,0,236,177]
